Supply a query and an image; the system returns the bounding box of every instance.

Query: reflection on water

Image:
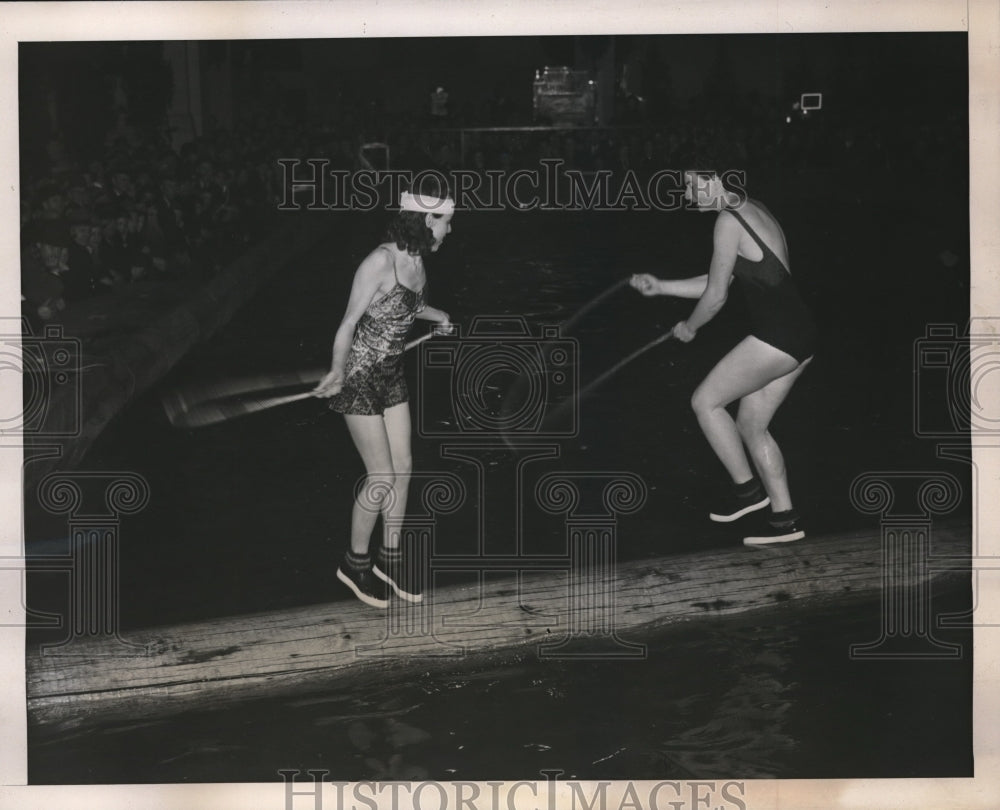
[652,628,799,779]
[29,589,971,784]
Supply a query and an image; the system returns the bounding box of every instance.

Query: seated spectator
[125,206,157,281]
[66,209,103,299]
[30,216,106,304]
[107,166,136,206]
[150,174,193,272]
[33,181,66,222]
[20,231,66,330]
[97,205,130,288]
[65,174,94,213]
[101,205,155,283]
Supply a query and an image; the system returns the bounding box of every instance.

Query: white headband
[400,191,455,215]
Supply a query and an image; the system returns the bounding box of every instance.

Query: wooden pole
[27,522,970,732]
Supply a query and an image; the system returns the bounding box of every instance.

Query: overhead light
[801,92,823,110]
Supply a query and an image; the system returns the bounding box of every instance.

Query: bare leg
[343,413,396,555]
[736,358,811,512]
[381,401,413,550]
[690,337,800,485]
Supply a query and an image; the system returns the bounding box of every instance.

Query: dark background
[19,31,974,784]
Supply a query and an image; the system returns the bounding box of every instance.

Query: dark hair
[679,148,746,198]
[385,171,452,256]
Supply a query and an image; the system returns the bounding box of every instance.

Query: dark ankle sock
[345,550,371,571]
[769,509,799,527]
[378,546,401,566]
[734,478,762,498]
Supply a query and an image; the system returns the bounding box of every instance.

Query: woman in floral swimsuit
[314,176,454,608]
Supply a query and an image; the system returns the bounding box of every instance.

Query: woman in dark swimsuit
[314,176,454,606]
[630,169,815,545]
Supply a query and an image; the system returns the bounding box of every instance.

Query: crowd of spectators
[19,116,290,332]
[21,81,964,332]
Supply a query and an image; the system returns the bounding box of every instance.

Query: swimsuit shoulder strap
[727,208,770,255]
[728,207,791,273]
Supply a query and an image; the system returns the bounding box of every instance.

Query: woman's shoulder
[738,199,789,260]
[370,241,398,259]
[352,244,396,286]
[743,198,780,227]
[713,207,744,237]
[727,199,779,233]
[358,244,396,272]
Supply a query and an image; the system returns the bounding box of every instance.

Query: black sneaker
[336,564,390,608]
[709,483,770,522]
[743,511,806,546]
[373,555,423,603]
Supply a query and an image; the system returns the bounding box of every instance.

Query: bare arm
[657,275,709,298]
[313,251,390,396]
[631,272,708,298]
[415,304,451,326]
[681,212,740,334]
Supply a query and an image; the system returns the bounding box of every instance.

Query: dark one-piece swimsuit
[728,207,817,363]
[328,247,426,416]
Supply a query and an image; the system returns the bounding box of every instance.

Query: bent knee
[691,387,723,416]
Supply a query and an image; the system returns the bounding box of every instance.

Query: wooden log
[26,522,971,733]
